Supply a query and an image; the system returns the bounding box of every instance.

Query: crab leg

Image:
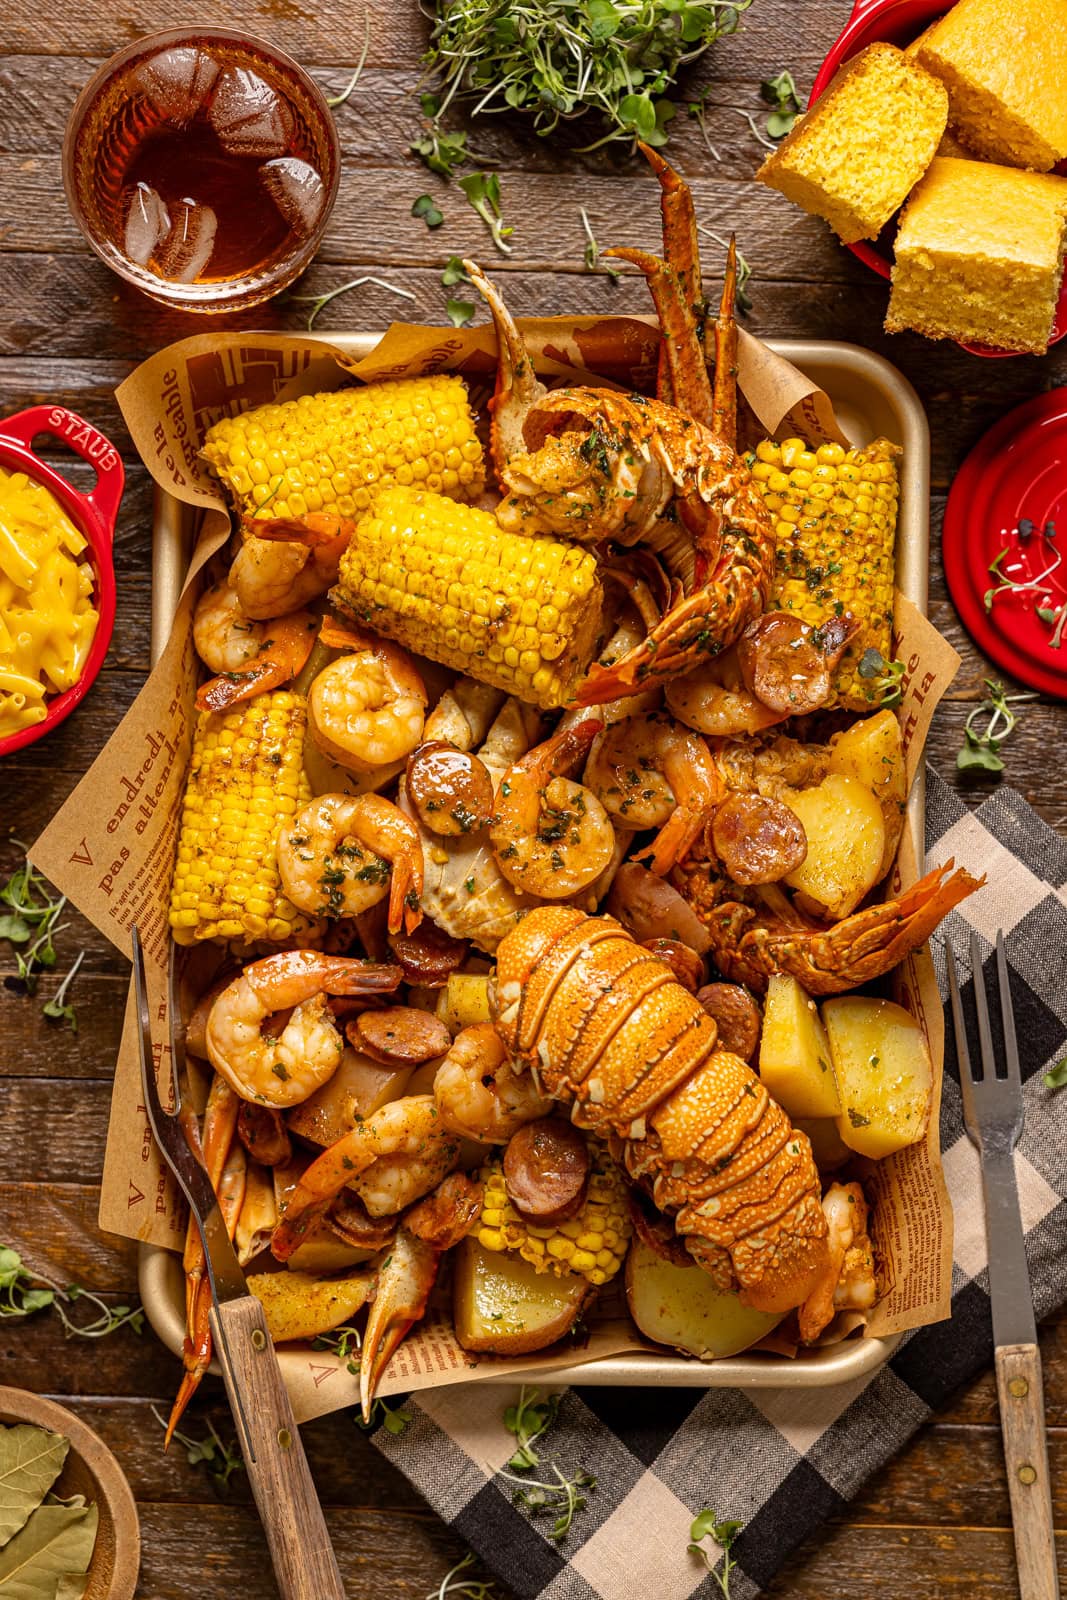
[713,238,739,449]
[359,1230,438,1421]
[638,142,706,405]
[605,246,715,428]
[463,258,547,485]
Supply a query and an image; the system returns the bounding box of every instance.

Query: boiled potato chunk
[823,997,933,1159]
[760,974,841,1118]
[826,709,906,878]
[452,1236,589,1355]
[783,772,885,920]
[440,972,492,1033]
[625,1238,782,1359]
[794,1117,852,1172]
[286,1048,414,1146]
[248,1268,375,1342]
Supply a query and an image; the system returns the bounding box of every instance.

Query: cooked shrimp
[205,950,402,1108]
[309,619,427,774]
[229,514,352,621]
[585,710,719,874]
[193,587,318,713]
[665,645,786,738]
[350,1111,462,1217]
[488,719,615,899]
[798,1182,877,1343]
[433,1022,551,1142]
[271,1095,449,1258]
[277,793,424,935]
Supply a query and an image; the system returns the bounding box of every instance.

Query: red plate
[810,0,1067,357]
[943,389,1067,697]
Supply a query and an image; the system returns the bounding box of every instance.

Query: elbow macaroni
[0,466,99,739]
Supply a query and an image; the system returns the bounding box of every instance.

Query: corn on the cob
[748,436,900,710]
[201,375,486,523]
[170,690,319,946]
[332,485,604,710]
[475,1148,631,1286]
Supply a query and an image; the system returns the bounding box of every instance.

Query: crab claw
[463,259,546,484]
[360,1230,439,1422]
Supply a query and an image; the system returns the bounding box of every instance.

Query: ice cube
[132,46,219,126]
[209,67,293,158]
[123,182,170,266]
[259,157,325,234]
[152,199,218,284]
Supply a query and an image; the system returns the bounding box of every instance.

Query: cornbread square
[757,43,948,244]
[917,0,1067,171]
[886,157,1067,354]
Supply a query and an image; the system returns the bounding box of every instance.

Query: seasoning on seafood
[193,587,318,712]
[797,1181,877,1343]
[206,950,402,1107]
[277,792,424,934]
[433,1021,551,1143]
[584,710,719,874]
[489,719,616,899]
[230,514,352,621]
[308,619,427,773]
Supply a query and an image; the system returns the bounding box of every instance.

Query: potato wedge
[452,1236,589,1355]
[286,1047,414,1146]
[440,972,493,1033]
[793,1117,852,1172]
[783,772,885,920]
[625,1238,782,1358]
[827,709,906,878]
[823,996,933,1159]
[759,974,841,1118]
[247,1268,375,1343]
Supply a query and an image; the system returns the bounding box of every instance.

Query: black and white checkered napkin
[373,767,1067,1599]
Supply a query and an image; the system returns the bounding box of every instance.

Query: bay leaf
[55,1577,88,1600]
[0,1501,98,1598]
[0,1427,69,1547]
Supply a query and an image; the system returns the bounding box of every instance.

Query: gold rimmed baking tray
[139,335,930,1391]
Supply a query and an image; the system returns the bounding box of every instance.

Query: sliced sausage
[736,613,831,716]
[696,983,762,1062]
[406,741,496,836]
[328,1194,398,1251]
[237,1102,292,1167]
[388,919,469,987]
[605,862,713,955]
[405,1172,483,1249]
[504,1117,591,1227]
[626,1186,691,1268]
[354,1006,452,1066]
[711,792,807,886]
[641,938,706,994]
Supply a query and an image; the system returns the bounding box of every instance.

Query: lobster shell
[493,906,829,1314]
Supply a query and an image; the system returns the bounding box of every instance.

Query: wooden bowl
[0,1387,140,1599]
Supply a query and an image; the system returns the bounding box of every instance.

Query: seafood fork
[945,931,1059,1600]
[132,929,346,1600]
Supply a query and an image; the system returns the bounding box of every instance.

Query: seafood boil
[154,149,979,1435]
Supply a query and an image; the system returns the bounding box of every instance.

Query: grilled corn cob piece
[332,485,604,710]
[170,690,318,946]
[748,437,900,710]
[476,1147,631,1286]
[201,375,486,523]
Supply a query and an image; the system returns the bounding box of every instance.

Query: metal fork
[946,930,1060,1600]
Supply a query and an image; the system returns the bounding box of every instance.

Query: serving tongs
[132,928,346,1600]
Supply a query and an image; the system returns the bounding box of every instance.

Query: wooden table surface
[2,2,1065,1595]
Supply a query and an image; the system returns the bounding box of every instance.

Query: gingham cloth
[373,767,1067,1599]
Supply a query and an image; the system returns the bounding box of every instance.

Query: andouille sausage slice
[404,1172,483,1250]
[328,1194,398,1251]
[736,613,831,716]
[504,1117,590,1227]
[388,919,469,987]
[237,1102,292,1167]
[711,792,807,886]
[353,1006,452,1066]
[406,741,496,836]
[696,982,761,1062]
[641,938,707,994]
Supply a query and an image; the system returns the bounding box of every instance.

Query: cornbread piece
[916,0,1067,171]
[886,157,1067,354]
[756,44,948,243]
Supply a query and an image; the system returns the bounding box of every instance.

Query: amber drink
[63,29,340,311]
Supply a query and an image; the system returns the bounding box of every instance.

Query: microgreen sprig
[290,276,417,331]
[459,172,513,255]
[1044,1058,1067,1090]
[440,257,477,327]
[425,1553,499,1600]
[688,1509,745,1598]
[358,1397,413,1434]
[502,1386,560,1469]
[760,70,802,138]
[857,647,906,709]
[956,679,1038,775]
[496,1463,597,1542]
[0,851,72,996]
[312,1322,362,1374]
[413,194,445,229]
[579,208,621,281]
[0,1245,144,1337]
[326,10,372,108]
[151,1405,245,1497]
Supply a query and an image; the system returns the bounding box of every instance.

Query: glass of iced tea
[63,28,340,312]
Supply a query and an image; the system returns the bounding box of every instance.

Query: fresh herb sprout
[856,647,906,708]
[496,1463,596,1542]
[151,1405,245,1496]
[358,1397,413,1434]
[412,96,473,179]
[441,255,470,288]
[420,0,752,150]
[687,96,721,160]
[696,223,752,313]
[984,543,1062,614]
[502,1386,560,1469]
[760,70,802,138]
[688,1509,744,1598]
[579,207,621,281]
[312,1322,362,1374]
[729,106,776,151]
[41,948,85,1033]
[0,850,73,999]
[326,10,372,108]
[425,1553,499,1600]
[1043,1058,1067,1090]
[459,172,513,254]
[0,1245,144,1337]
[413,194,446,229]
[447,298,476,327]
[290,276,417,330]
[956,679,1038,775]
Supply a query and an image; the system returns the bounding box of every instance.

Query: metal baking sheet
[139,334,930,1390]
